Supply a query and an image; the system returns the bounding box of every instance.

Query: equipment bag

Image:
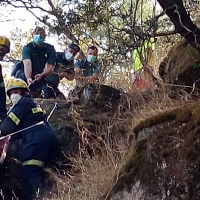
[11,60,24,77]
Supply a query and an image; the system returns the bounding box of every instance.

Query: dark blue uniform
[0,64,6,120]
[0,95,60,199]
[46,52,75,91]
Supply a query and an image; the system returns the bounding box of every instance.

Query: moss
[104,141,146,199]
[133,108,177,138]
[133,101,200,139]
[104,99,200,199]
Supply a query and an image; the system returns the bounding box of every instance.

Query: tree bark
[157,0,200,51]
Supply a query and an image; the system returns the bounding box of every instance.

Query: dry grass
[43,139,127,200]
[41,43,197,198]
[40,31,200,200]
[39,80,191,200]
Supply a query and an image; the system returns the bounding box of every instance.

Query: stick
[47,102,58,121]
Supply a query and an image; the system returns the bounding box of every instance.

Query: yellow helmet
[0,36,10,54]
[6,77,29,95]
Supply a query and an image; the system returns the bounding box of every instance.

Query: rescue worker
[0,36,10,120]
[16,27,56,99]
[74,45,100,85]
[45,42,80,98]
[0,77,60,199]
[69,45,100,99]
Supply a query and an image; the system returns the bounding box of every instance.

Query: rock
[159,39,200,95]
[104,100,200,200]
[78,83,121,108]
[0,84,121,199]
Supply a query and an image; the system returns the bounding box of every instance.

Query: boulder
[159,39,200,95]
[104,100,200,200]
[77,83,121,108]
[0,84,121,199]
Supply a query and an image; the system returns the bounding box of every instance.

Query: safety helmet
[6,77,29,96]
[0,36,10,54]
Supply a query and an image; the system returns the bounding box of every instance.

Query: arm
[74,60,82,75]
[74,60,83,80]
[22,46,33,84]
[35,45,56,81]
[75,67,82,76]
[34,63,55,82]
[79,73,99,83]
[23,59,32,81]
[46,45,56,75]
[42,63,55,77]
[75,63,100,83]
[0,117,17,136]
[0,98,27,136]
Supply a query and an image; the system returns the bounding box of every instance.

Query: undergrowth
[40,82,194,200]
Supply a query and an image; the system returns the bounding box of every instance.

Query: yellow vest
[132,39,155,72]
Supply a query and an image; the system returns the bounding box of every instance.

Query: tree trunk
[157,0,200,51]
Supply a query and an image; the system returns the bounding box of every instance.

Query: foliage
[9,28,33,60]
[0,0,159,84]
[1,0,200,91]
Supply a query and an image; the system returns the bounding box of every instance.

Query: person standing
[16,27,56,99]
[132,38,155,90]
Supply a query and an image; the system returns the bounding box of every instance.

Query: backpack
[11,61,24,77]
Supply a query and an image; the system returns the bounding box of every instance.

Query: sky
[0,3,63,51]
[0,2,74,96]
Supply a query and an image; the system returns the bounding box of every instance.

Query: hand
[27,78,34,85]
[34,74,43,82]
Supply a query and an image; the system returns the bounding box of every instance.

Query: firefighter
[0,77,60,200]
[0,36,10,120]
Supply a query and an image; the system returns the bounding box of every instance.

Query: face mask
[10,94,22,105]
[33,35,44,45]
[65,52,74,61]
[87,55,96,63]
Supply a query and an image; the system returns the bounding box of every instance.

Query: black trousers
[14,69,55,99]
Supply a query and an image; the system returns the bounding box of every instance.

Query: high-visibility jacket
[132,38,155,72]
[0,95,49,136]
[0,94,60,163]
